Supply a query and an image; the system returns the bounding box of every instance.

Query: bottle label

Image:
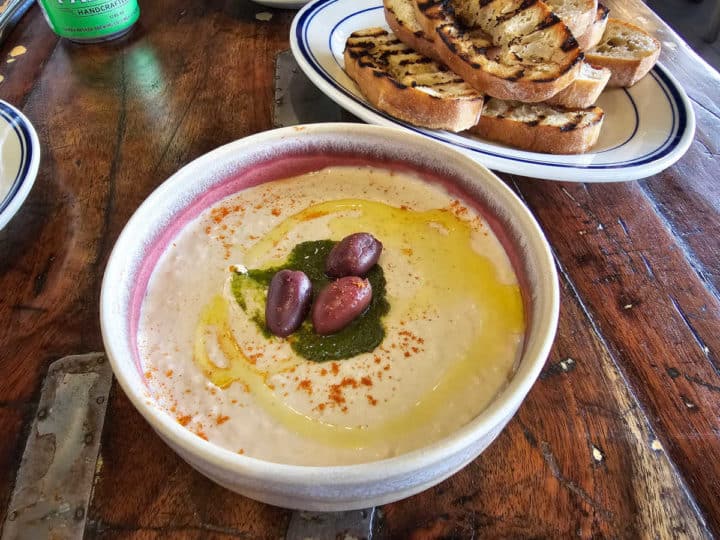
[39,0,140,40]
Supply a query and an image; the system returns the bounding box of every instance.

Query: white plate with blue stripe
[0,100,40,230]
[290,0,696,182]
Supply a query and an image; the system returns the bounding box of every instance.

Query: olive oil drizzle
[195,294,517,448]
[193,198,524,449]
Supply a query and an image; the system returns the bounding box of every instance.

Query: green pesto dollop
[231,240,389,362]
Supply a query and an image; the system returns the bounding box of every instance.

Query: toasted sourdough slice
[545,61,610,107]
[544,0,597,39]
[385,0,441,61]
[585,18,661,87]
[415,0,583,102]
[388,0,602,108]
[471,98,604,154]
[576,3,609,51]
[387,0,595,64]
[343,28,484,131]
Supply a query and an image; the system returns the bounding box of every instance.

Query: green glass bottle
[37,0,140,43]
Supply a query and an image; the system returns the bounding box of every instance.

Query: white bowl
[100,123,559,511]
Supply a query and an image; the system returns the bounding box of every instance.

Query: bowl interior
[101,123,558,478]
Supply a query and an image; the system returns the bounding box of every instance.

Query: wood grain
[509,176,720,532]
[378,274,710,538]
[609,0,720,293]
[89,531,248,540]
[87,386,291,537]
[0,407,27,524]
[0,7,59,108]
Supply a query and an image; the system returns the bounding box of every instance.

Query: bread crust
[470,99,604,154]
[575,3,609,51]
[416,0,583,103]
[344,28,484,131]
[390,0,600,109]
[585,18,661,87]
[545,62,610,107]
[544,0,597,38]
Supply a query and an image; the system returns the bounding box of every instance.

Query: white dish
[0,100,40,230]
[290,0,696,182]
[101,123,559,510]
[251,0,309,9]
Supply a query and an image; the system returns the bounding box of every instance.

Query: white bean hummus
[138,166,524,465]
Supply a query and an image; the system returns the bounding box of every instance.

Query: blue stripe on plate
[596,88,639,155]
[0,102,31,215]
[295,0,689,171]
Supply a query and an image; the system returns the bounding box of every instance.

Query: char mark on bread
[559,113,591,131]
[344,26,485,131]
[471,98,604,153]
[415,0,584,101]
[439,30,459,53]
[561,35,580,52]
[360,28,390,38]
[399,56,434,66]
[380,0,606,149]
[418,0,442,17]
[504,69,525,82]
[493,0,542,26]
[597,3,609,21]
[537,12,562,31]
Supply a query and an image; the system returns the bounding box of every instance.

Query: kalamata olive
[325,233,383,278]
[312,277,372,335]
[265,270,313,337]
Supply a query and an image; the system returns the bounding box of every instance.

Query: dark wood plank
[88,386,291,537]
[379,274,709,538]
[0,37,124,400]
[89,530,245,540]
[0,5,59,108]
[0,407,27,524]
[605,0,720,293]
[508,175,720,532]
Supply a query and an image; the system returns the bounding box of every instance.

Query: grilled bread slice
[385,0,441,61]
[415,0,584,102]
[388,0,603,109]
[585,18,661,87]
[576,3,609,51]
[343,28,484,131]
[545,61,610,107]
[387,0,596,63]
[471,98,604,154]
[544,0,598,38]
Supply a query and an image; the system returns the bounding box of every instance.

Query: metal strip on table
[286,508,377,540]
[2,353,113,540]
[273,49,350,128]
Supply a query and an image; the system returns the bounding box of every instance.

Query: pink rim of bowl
[100,123,559,510]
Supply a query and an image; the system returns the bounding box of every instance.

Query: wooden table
[0,1,718,537]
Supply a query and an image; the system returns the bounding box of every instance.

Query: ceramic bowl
[100,123,559,511]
